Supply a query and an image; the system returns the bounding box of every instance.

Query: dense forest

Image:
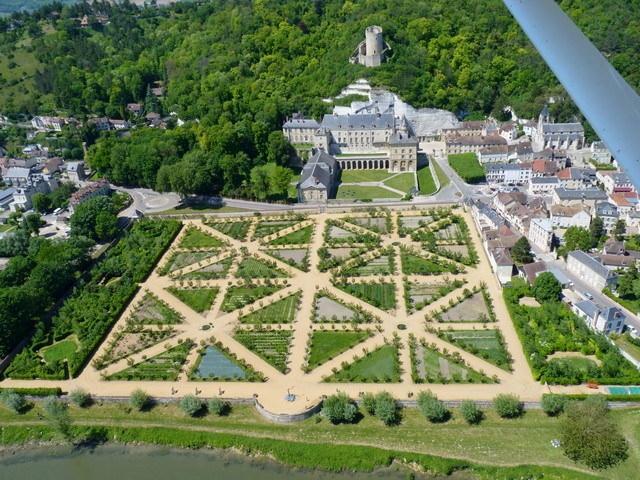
[0,0,638,196]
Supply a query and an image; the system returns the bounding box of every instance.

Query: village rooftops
[283,117,319,129]
[447,134,507,146]
[567,250,616,280]
[388,132,418,144]
[554,187,608,201]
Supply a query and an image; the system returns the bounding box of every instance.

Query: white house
[529,217,554,253]
[528,177,558,195]
[573,300,625,336]
[549,204,591,229]
[566,250,618,291]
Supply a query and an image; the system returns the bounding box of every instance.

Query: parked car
[583,292,593,300]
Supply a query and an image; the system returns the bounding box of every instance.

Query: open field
[340,170,392,183]
[383,173,415,193]
[2,402,639,479]
[448,153,485,183]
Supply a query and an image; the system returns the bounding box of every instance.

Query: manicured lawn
[235,257,287,279]
[432,159,450,188]
[206,220,252,240]
[108,343,192,381]
[336,281,396,311]
[41,337,78,364]
[220,285,283,312]
[239,292,301,324]
[383,173,416,193]
[336,185,401,200]
[440,329,512,371]
[269,225,314,245]
[340,169,392,183]
[0,224,15,233]
[326,345,400,382]
[165,287,220,314]
[417,165,437,195]
[448,153,485,183]
[351,255,393,276]
[178,228,224,249]
[234,330,293,373]
[307,330,371,369]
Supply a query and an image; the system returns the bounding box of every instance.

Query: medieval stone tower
[350,26,390,67]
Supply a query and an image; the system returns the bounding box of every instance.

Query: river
[0,445,474,480]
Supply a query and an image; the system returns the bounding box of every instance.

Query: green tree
[0,390,25,414]
[492,393,522,418]
[267,131,292,166]
[322,392,357,424]
[42,395,73,440]
[590,216,605,246]
[70,195,117,241]
[562,226,595,254]
[270,165,294,198]
[511,236,534,264]
[250,165,271,200]
[208,397,230,416]
[459,400,482,424]
[69,388,92,408]
[617,263,638,298]
[179,394,203,417]
[533,272,562,303]
[24,213,43,236]
[541,394,567,417]
[560,395,628,469]
[32,193,52,214]
[129,389,150,411]
[417,390,448,423]
[614,219,626,240]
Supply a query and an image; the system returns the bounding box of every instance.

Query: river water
[0,445,472,480]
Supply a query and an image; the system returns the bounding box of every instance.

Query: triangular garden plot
[219,284,286,313]
[206,220,252,241]
[306,330,371,370]
[313,294,361,323]
[263,249,309,271]
[400,250,463,275]
[235,256,288,279]
[239,291,301,324]
[178,227,225,249]
[252,220,301,239]
[435,290,495,323]
[268,224,314,246]
[165,287,220,314]
[334,280,397,312]
[178,257,233,280]
[233,329,293,373]
[108,342,193,381]
[159,250,218,275]
[343,216,391,234]
[410,342,493,383]
[403,278,468,313]
[191,344,262,381]
[437,329,513,372]
[324,344,400,382]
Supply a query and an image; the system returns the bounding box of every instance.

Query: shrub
[180,394,204,417]
[322,392,357,424]
[129,389,150,411]
[42,395,72,440]
[493,394,522,418]
[361,392,377,415]
[417,390,448,423]
[373,391,399,426]
[1,390,25,414]
[208,397,230,416]
[42,395,68,417]
[459,400,482,424]
[541,394,567,416]
[69,388,92,408]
